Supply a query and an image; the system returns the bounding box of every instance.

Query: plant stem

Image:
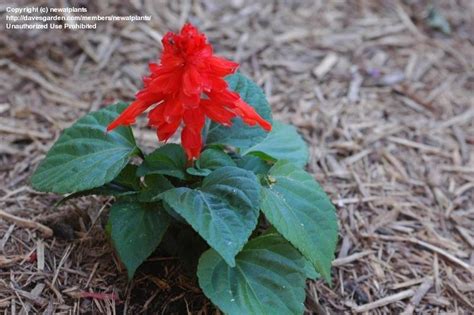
[202,118,211,145]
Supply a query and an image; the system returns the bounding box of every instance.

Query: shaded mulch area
[1,0,473,313]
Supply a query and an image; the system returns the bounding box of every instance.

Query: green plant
[31,24,338,315]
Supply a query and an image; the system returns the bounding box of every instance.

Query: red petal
[207,89,239,104]
[148,69,183,94]
[207,76,228,91]
[148,103,182,141]
[208,56,239,76]
[183,107,205,128]
[148,102,165,126]
[181,108,206,159]
[107,93,161,131]
[182,66,202,96]
[162,97,184,122]
[181,126,201,159]
[179,89,201,109]
[161,32,178,51]
[148,63,159,73]
[233,99,272,131]
[156,118,181,141]
[201,99,235,126]
[179,24,208,55]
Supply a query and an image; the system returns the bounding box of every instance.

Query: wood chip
[36,240,45,271]
[0,210,53,238]
[400,277,434,315]
[333,251,373,267]
[0,255,30,268]
[353,289,415,313]
[313,53,338,79]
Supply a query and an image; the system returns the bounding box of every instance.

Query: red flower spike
[107,23,272,159]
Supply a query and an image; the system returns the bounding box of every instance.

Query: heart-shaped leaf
[109,201,170,279]
[260,161,338,282]
[187,148,236,176]
[197,232,310,315]
[31,103,139,194]
[54,164,140,207]
[136,144,187,179]
[243,121,309,167]
[159,166,260,266]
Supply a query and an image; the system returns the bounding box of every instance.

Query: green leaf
[159,166,260,267]
[243,121,309,167]
[303,260,320,280]
[186,167,212,177]
[136,174,183,221]
[187,148,236,176]
[138,174,174,202]
[235,155,271,175]
[207,73,272,150]
[162,200,186,223]
[197,232,310,315]
[113,164,141,190]
[197,148,236,170]
[31,102,139,194]
[109,201,170,279]
[260,161,338,282]
[137,144,187,179]
[54,164,140,207]
[264,227,319,280]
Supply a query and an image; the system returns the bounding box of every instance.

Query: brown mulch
[1,0,473,314]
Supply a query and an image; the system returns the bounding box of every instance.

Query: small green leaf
[137,144,187,179]
[197,232,310,315]
[113,164,141,190]
[187,148,236,176]
[109,201,170,279]
[31,102,138,194]
[207,73,272,150]
[260,161,338,282]
[243,121,309,167]
[197,148,236,170]
[186,167,212,176]
[159,166,260,267]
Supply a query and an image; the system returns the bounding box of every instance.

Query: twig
[0,255,30,268]
[400,277,434,315]
[394,1,425,40]
[332,250,373,267]
[36,240,45,271]
[353,289,415,313]
[0,125,50,140]
[313,53,338,79]
[0,210,53,238]
[52,244,74,286]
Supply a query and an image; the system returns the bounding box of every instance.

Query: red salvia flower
[107,23,272,159]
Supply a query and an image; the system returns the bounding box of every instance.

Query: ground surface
[1,0,473,314]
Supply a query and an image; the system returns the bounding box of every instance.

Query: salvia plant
[31,24,338,314]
